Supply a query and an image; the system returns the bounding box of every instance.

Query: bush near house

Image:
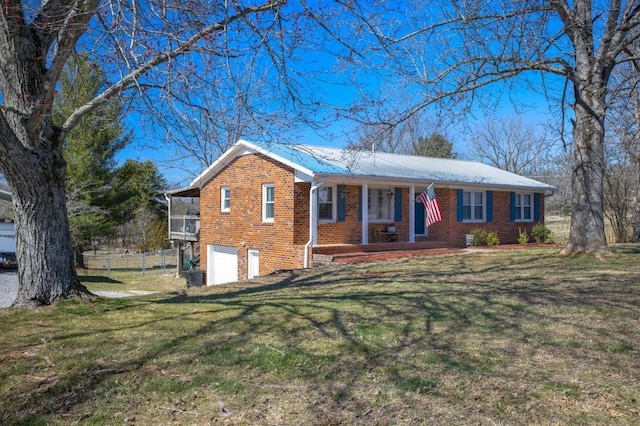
[486,231,500,246]
[469,228,487,246]
[531,222,552,243]
[518,227,530,245]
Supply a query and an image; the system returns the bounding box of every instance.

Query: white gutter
[304,178,325,268]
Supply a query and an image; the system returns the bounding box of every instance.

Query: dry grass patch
[78,269,186,293]
[1,246,639,424]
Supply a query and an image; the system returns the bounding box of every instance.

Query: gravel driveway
[0,271,154,308]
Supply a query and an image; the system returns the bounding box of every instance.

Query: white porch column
[361,183,368,245]
[409,185,416,243]
[310,184,319,246]
[304,180,322,268]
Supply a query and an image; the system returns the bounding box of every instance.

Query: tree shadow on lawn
[612,243,640,254]
[8,252,640,424]
[77,275,124,284]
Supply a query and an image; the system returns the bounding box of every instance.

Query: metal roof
[184,139,555,193]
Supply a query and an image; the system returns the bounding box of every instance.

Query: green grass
[78,269,185,293]
[2,246,640,424]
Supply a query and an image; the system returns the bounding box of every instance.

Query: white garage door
[207,245,238,285]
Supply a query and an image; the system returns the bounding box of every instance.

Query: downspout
[304,178,325,268]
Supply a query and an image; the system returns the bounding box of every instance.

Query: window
[221,187,230,212]
[463,190,485,222]
[367,188,394,222]
[515,193,533,221]
[262,184,275,222]
[318,186,335,221]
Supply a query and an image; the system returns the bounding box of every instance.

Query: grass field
[1,246,639,425]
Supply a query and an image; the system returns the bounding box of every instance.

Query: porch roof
[182,139,555,193]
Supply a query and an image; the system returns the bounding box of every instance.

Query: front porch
[312,239,449,265]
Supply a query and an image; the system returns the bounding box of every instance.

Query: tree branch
[60,0,286,139]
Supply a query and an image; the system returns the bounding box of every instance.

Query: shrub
[531,223,552,243]
[518,228,530,245]
[486,231,500,247]
[469,228,487,246]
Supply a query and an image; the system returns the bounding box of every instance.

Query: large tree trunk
[634,164,640,242]
[0,0,96,306]
[561,85,610,254]
[9,148,90,307]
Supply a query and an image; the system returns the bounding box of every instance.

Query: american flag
[418,184,442,226]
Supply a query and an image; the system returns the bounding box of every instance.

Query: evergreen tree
[55,55,167,257]
[412,134,457,159]
[54,54,130,251]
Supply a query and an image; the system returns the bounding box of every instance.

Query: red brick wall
[317,185,362,244]
[293,182,310,245]
[199,154,303,279]
[427,188,546,246]
[200,159,547,279]
[310,186,546,247]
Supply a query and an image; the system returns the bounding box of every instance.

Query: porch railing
[169,215,200,241]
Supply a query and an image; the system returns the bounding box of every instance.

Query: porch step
[311,241,452,266]
[312,254,335,267]
[313,240,449,256]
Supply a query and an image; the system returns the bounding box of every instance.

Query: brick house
[166,140,555,285]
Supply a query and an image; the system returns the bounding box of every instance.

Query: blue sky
[106,2,567,188]
[118,79,557,187]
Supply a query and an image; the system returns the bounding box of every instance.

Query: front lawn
[1,247,639,424]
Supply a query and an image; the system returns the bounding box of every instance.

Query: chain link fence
[82,249,179,278]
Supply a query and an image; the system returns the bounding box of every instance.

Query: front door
[414,200,426,235]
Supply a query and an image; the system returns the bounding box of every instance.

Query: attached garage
[206,245,238,285]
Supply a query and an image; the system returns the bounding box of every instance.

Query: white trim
[462,190,486,223]
[190,140,316,188]
[262,184,275,223]
[220,186,231,212]
[514,192,534,222]
[318,185,337,223]
[367,187,395,223]
[409,186,416,243]
[304,178,324,268]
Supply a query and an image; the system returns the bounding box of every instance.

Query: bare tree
[149,48,305,181]
[347,112,456,157]
[603,48,640,241]
[3,0,639,306]
[330,0,640,254]
[0,0,311,306]
[346,122,401,153]
[625,62,640,241]
[469,116,557,176]
[603,150,635,242]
